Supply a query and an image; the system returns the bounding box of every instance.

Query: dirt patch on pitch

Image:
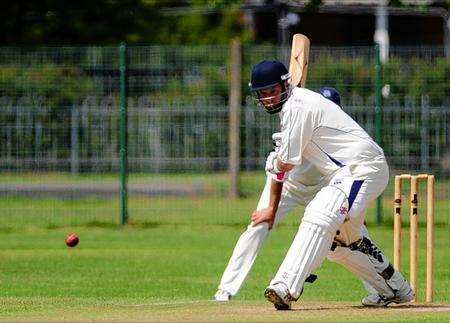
[118,300,450,323]
[6,300,450,322]
[294,302,450,312]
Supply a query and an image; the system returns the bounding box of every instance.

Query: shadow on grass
[0,226,13,233]
[46,221,121,230]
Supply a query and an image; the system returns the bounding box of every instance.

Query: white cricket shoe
[361,283,414,307]
[264,283,293,310]
[213,289,231,301]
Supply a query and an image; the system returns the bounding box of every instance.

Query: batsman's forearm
[268,179,283,214]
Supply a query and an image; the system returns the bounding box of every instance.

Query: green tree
[0,0,251,44]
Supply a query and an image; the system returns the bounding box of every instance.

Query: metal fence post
[119,42,128,225]
[420,95,430,171]
[229,38,241,198]
[244,104,255,170]
[71,105,79,175]
[375,43,383,224]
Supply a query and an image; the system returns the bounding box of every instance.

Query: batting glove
[267,171,286,182]
[272,132,283,153]
[265,151,286,182]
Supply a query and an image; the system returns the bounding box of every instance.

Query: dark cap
[319,86,341,107]
[249,60,290,91]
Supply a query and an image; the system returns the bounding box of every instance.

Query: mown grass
[0,172,448,321]
[1,171,449,229]
[0,225,449,321]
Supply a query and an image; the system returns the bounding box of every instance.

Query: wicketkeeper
[214,60,413,310]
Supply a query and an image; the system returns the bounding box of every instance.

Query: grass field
[1,171,449,228]
[1,172,449,321]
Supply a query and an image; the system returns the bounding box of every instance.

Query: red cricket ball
[65,233,79,247]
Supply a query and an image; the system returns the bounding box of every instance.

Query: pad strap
[331,237,395,281]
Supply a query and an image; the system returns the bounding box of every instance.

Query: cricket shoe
[213,289,231,301]
[264,283,293,310]
[361,281,414,307]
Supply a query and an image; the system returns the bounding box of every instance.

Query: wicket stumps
[393,174,435,302]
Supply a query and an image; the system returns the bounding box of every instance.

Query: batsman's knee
[303,185,349,232]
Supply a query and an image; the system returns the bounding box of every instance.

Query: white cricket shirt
[278,87,384,176]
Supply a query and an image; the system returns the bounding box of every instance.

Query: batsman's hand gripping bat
[288,34,310,88]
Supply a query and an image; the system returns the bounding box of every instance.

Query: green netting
[0,44,448,227]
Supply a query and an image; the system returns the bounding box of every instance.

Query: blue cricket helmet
[249,60,291,114]
[319,86,341,107]
[249,60,290,91]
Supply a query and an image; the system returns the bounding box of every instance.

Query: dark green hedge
[1,46,448,107]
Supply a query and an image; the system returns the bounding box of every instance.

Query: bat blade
[288,34,310,88]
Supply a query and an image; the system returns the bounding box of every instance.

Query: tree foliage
[0,0,250,44]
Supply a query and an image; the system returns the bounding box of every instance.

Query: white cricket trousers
[218,156,391,297]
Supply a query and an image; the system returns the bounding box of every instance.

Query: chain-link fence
[0,44,448,227]
[0,47,120,226]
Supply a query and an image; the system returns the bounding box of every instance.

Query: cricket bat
[288,34,310,87]
[251,34,311,228]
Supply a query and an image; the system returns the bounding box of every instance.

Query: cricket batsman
[214,60,413,310]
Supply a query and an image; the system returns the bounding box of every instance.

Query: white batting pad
[328,217,411,298]
[270,185,348,299]
[303,185,349,231]
[328,247,395,298]
[359,225,379,296]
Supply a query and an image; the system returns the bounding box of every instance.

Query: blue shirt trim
[326,153,345,167]
[348,180,364,211]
